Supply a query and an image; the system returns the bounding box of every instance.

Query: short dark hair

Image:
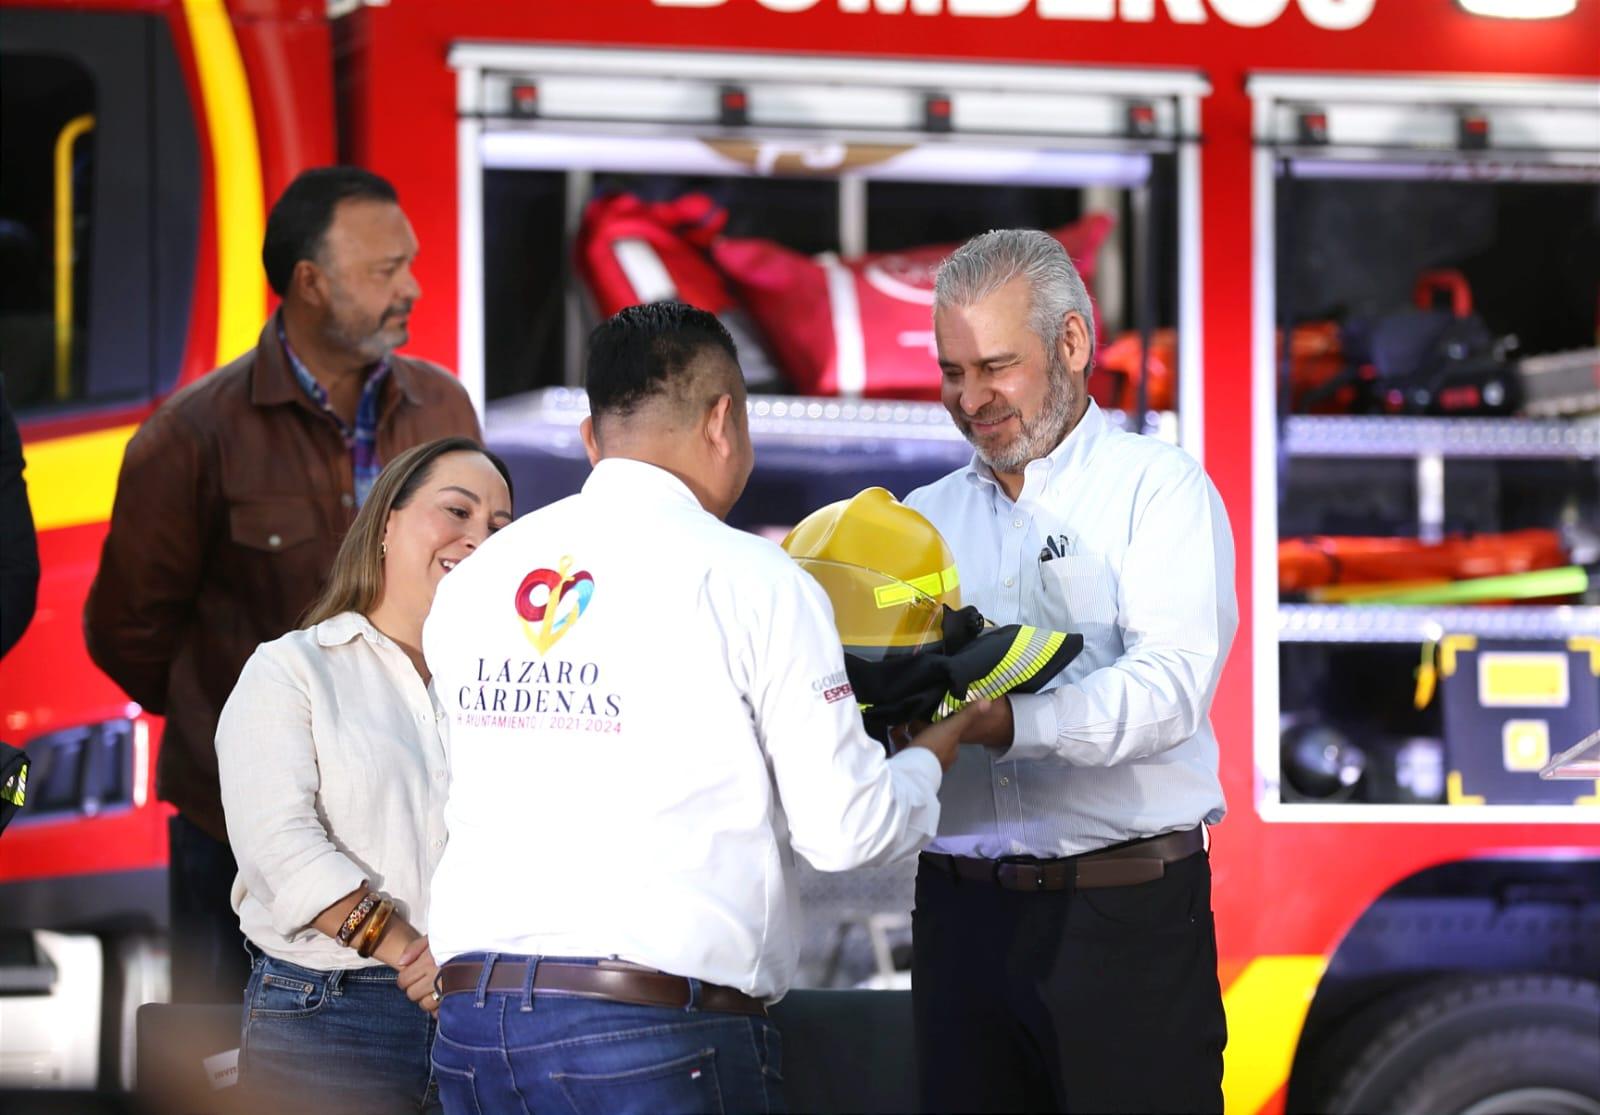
[584,302,740,419]
[262,166,399,296]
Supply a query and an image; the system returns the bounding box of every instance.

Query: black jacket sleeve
[0,378,41,658]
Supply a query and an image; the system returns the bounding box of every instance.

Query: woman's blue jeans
[239,943,441,1114]
[431,953,785,1115]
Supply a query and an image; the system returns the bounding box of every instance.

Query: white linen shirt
[216,611,450,969]
[905,400,1237,859]
[423,458,942,1000]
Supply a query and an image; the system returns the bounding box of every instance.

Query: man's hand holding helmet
[783,488,1081,753]
[942,695,1013,752]
[887,700,993,771]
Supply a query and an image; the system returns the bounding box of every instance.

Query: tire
[1327,976,1600,1115]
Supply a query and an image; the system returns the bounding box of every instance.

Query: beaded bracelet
[356,899,395,959]
[335,892,381,947]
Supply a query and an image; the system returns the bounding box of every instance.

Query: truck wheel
[1327,976,1600,1115]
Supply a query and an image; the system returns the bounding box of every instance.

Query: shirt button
[1004,577,1015,588]
[1012,518,1023,528]
[433,770,446,781]
[999,776,1010,787]
[267,534,281,548]
[431,839,444,850]
[341,493,355,509]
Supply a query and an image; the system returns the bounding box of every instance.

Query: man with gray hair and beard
[903,228,1237,1114]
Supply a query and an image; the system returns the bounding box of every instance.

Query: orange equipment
[1279,529,1569,595]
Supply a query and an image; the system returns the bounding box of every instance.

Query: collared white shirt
[906,400,1237,859]
[423,458,942,1000]
[217,611,450,969]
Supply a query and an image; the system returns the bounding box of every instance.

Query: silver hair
[933,228,1096,367]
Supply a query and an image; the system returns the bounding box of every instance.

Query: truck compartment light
[1457,110,1490,150]
[1296,108,1329,146]
[719,84,748,127]
[510,82,540,118]
[1126,101,1157,139]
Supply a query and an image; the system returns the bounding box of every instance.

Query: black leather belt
[435,958,766,1016]
[922,826,1206,892]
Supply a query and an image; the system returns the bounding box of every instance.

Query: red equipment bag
[713,213,1115,399]
[575,193,784,386]
[576,193,732,317]
[577,192,1114,399]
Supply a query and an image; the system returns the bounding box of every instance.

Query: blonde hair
[302,436,512,627]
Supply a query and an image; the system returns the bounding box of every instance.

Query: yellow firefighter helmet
[781,487,961,658]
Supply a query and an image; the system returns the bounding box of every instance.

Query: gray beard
[967,352,1081,473]
[322,290,406,363]
[322,317,398,364]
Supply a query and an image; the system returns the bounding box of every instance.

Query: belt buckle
[998,862,1048,891]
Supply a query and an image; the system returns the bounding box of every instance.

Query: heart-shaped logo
[514,556,595,655]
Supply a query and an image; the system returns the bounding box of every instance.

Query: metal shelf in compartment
[1278,603,1600,644]
[490,387,1166,447]
[1284,414,1600,460]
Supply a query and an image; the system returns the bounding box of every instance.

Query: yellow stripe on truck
[181,0,266,366]
[25,424,138,532]
[1222,954,1327,1115]
[26,7,260,534]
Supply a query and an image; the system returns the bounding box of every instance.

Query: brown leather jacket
[85,318,481,841]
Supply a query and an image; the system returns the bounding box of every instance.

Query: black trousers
[168,814,251,1003]
[911,849,1226,1114]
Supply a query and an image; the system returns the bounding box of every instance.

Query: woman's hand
[396,936,440,1014]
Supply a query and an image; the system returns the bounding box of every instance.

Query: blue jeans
[431,953,785,1115]
[240,944,441,1114]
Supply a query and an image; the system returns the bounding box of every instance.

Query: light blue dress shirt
[905,400,1238,859]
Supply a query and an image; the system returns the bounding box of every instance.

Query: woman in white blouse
[217,436,513,1114]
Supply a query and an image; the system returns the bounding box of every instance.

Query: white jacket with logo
[423,457,941,999]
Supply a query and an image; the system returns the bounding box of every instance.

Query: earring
[380,542,387,558]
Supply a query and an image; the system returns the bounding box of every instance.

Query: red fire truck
[1,0,1597,1109]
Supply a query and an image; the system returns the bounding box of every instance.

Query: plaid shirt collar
[278,322,391,507]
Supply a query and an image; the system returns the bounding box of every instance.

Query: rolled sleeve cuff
[266,851,367,938]
[1002,691,1067,763]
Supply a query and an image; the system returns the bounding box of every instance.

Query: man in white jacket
[419,301,981,1115]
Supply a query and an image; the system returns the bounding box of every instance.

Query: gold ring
[431,989,441,1003]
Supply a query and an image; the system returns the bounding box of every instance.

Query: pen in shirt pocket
[1038,533,1070,563]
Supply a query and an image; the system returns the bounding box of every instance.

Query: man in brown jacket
[86,167,480,1002]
